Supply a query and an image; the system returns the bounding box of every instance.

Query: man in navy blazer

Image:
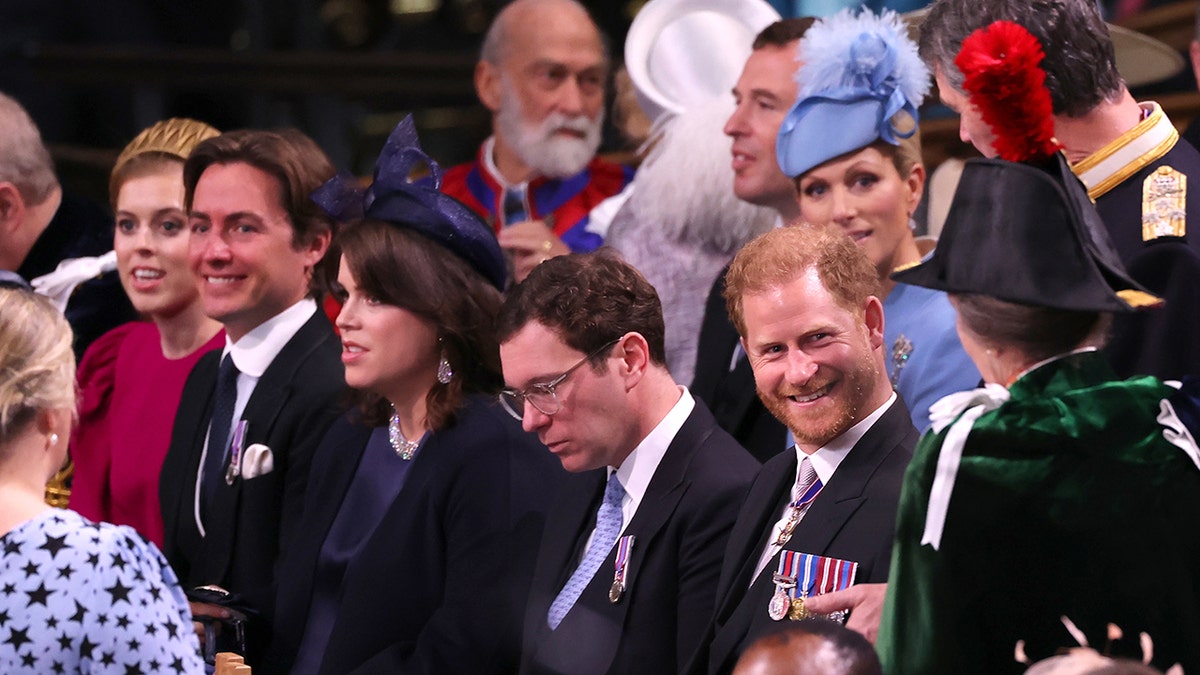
[159,129,343,663]
[697,226,917,675]
[498,251,760,675]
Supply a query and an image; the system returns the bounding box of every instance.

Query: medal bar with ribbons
[769,550,859,622]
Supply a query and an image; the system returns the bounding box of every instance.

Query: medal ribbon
[613,535,635,586]
[776,551,803,601]
[790,478,823,510]
[226,420,249,483]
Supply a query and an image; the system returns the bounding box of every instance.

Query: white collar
[481,136,528,192]
[1072,101,1178,200]
[224,299,318,377]
[795,392,897,485]
[610,386,694,513]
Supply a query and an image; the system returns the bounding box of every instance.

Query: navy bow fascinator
[312,115,507,290]
[776,8,929,178]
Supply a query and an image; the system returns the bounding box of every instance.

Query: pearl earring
[49,433,59,446]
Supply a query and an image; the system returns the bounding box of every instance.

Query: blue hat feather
[776,8,930,178]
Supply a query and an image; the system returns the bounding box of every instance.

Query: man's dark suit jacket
[519,399,759,675]
[691,268,787,464]
[159,310,343,659]
[700,397,918,675]
[267,397,565,674]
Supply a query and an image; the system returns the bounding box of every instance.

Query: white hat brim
[625,0,782,123]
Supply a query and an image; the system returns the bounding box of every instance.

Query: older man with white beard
[442,0,634,282]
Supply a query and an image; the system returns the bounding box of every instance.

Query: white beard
[497,82,604,179]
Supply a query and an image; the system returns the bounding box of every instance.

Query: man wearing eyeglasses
[497,250,759,675]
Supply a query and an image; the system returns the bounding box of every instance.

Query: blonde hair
[0,288,76,444]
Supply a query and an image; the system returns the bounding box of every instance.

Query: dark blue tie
[502,187,528,226]
[202,353,239,514]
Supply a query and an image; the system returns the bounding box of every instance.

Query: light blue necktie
[547,472,625,629]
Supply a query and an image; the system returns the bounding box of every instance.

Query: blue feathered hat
[776,8,929,178]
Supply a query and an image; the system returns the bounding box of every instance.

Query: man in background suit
[498,251,759,675]
[159,129,343,663]
[691,18,814,463]
[700,226,917,675]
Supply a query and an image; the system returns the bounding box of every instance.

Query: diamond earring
[437,353,453,384]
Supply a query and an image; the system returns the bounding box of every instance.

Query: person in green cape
[874,19,1200,675]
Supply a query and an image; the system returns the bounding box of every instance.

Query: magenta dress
[70,321,224,546]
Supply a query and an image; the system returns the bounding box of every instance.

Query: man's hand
[498,218,570,282]
[804,582,888,643]
[189,601,231,644]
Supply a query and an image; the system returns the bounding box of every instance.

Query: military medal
[225,420,249,485]
[788,597,810,621]
[768,550,801,621]
[609,535,635,604]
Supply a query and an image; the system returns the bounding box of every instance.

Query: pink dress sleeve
[69,322,138,522]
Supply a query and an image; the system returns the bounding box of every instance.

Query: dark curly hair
[496,249,666,370]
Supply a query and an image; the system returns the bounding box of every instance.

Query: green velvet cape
[877,351,1200,673]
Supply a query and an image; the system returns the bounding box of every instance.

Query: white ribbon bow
[921,384,1011,550]
[30,250,118,312]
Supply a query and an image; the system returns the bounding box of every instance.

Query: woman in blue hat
[775,8,978,433]
[265,117,564,674]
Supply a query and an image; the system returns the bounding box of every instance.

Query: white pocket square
[240,443,275,479]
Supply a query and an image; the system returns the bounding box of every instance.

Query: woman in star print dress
[0,287,203,674]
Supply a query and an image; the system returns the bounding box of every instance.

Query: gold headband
[112,117,220,178]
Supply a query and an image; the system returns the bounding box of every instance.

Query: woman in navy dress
[266,117,563,674]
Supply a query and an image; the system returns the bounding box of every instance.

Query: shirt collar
[611,386,694,511]
[481,136,528,193]
[796,391,897,485]
[224,298,318,377]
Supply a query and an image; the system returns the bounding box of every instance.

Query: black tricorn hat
[891,152,1162,313]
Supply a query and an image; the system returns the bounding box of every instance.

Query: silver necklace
[388,407,420,460]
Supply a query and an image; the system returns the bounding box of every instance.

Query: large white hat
[625,0,782,123]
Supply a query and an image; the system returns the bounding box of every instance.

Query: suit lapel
[712,452,794,625]
[787,399,911,556]
[162,352,219,556]
[524,469,605,654]
[199,311,334,581]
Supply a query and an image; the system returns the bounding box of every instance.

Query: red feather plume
[954,21,1061,162]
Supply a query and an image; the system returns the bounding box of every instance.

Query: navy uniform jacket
[159,310,343,662]
[698,397,917,675]
[1080,108,1200,379]
[519,399,759,675]
[691,268,788,464]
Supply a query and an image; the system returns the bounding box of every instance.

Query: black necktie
[202,353,239,514]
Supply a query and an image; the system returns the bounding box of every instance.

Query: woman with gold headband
[774,9,979,433]
[70,118,224,547]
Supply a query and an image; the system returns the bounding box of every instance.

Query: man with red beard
[442,0,633,283]
[696,225,916,675]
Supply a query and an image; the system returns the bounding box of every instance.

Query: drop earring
[437,353,453,384]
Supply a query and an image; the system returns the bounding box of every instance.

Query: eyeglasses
[499,338,620,420]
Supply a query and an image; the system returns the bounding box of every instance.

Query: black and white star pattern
[0,509,203,673]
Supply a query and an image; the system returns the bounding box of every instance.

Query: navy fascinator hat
[312,115,507,290]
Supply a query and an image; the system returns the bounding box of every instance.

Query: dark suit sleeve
[674,457,755,667]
